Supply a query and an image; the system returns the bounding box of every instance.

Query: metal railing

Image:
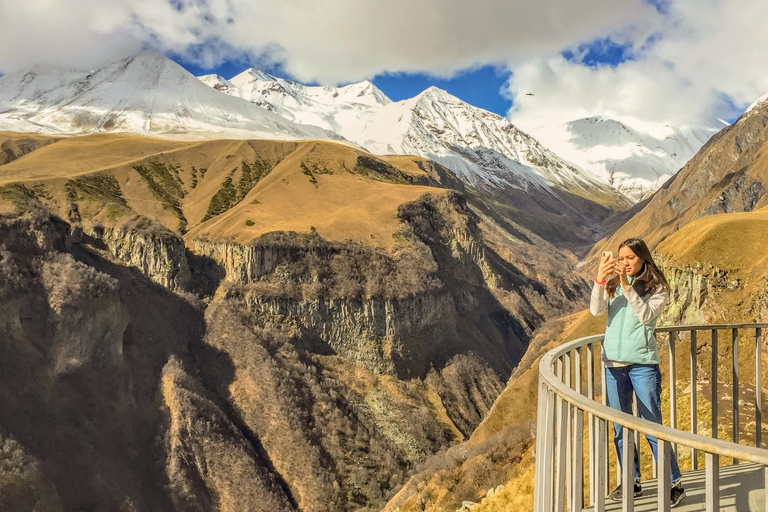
[534,324,768,511]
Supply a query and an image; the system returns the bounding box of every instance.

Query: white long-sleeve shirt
[591,281,669,366]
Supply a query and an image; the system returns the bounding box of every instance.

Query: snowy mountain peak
[0,52,336,140]
[742,91,768,118]
[525,114,720,200]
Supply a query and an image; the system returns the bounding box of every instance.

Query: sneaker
[607,480,642,501]
[670,480,686,507]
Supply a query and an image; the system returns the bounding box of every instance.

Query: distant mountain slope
[588,92,768,260]
[0,132,594,511]
[201,70,629,211]
[0,52,336,141]
[527,116,721,201]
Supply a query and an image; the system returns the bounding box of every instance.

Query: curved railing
[534,324,768,511]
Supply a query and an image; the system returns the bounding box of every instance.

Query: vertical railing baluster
[556,392,568,512]
[602,357,610,491]
[763,465,768,512]
[622,427,635,512]
[712,329,718,440]
[732,328,739,464]
[691,329,698,470]
[542,387,557,512]
[705,452,719,512]
[565,353,572,509]
[555,357,565,511]
[669,330,678,457]
[632,395,640,476]
[657,439,671,512]
[595,417,607,512]
[533,379,547,512]
[573,347,584,511]
[757,328,763,449]
[588,342,596,506]
[573,405,584,512]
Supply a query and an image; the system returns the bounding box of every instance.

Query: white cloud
[0,0,656,83]
[509,0,768,131]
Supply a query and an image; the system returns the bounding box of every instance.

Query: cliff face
[0,194,572,511]
[94,223,191,291]
[189,193,532,379]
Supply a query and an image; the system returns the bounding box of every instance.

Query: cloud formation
[0,0,654,82]
[0,0,765,132]
[508,0,768,130]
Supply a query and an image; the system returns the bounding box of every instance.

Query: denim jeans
[605,364,682,482]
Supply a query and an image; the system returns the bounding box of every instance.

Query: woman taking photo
[591,238,686,507]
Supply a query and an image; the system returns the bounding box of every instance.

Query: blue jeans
[605,364,682,482]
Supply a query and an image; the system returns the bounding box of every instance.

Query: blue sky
[176,36,636,119]
[180,57,516,117]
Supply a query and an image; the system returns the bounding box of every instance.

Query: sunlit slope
[0,131,62,166]
[656,205,768,271]
[588,102,768,263]
[0,133,448,246]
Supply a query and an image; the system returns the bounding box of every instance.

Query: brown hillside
[0,131,62,166]
[588,103,768,263]
[0,133,449,246]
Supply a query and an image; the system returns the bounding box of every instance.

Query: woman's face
[618,246,644,277]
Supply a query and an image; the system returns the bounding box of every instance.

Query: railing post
[657,439,671,512]
[542,387,557,511]
[534,378,549,512]
[572,347,584,511]
[588,342,596,505]
[757,328,763,449]
[763,465,768,512]
[595,417,607,512]
[705,452,719,512]
[691,329,699,470]
[712,329,718,441]
[565,353,572,509]
[669,331,678,457]
[555,357,566,512]
[556,390,568,512]
[622,426,635,512]
[602,357,610,491]
[732,328,739,464]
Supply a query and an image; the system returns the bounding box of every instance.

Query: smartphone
[601,251,613,260]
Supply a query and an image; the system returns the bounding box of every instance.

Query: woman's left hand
[615,261,630,289]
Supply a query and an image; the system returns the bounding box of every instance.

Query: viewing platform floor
[584,462,766,511]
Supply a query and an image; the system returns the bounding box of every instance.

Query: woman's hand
[615,259,630,289]
[596,253,614,283]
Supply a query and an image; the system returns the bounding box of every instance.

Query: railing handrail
[539,324,768,466]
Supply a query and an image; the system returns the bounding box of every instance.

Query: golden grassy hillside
[0,132,447,247]
[0,131,62,166]
[657,205,768,271]
[587,114,768,268]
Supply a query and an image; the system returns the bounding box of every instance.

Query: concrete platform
[584,462,766,511]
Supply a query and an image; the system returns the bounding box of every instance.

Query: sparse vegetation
[353,155,410,184]
[202,159,274,222]
[202,176,237,222]
[245,219,254,226]
[133,160,187,232]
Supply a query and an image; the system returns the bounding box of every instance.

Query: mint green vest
[602,281,660,365]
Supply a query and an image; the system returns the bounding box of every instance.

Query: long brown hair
[606,238,669,298]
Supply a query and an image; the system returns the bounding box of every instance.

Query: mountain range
[0,51,710,210]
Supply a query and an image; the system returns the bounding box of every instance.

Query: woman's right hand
[596,253,614,283]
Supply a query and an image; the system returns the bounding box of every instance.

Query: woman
[591,238,685,506]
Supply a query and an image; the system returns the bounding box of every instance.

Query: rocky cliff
[0,188,586,511]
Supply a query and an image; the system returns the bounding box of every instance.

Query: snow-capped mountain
[0,52,336,141]
[0,51,626,208]
[202,69,625,203]
[524,116,721,201]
